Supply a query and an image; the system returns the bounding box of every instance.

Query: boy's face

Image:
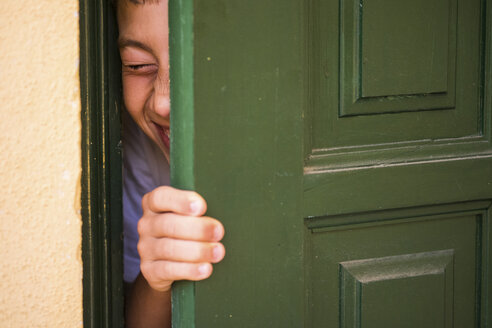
[117,1,170,160]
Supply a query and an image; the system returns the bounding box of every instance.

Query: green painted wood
[303,0,492,327]
[340,250,454,328]
[170,0,305,326]
[308,0,485,157]
[169,0,196,326]
[339,0,456,114]
[80,1,124,327]
[359,0,451,97]
[308,211,482,327]
[170,0,492,327]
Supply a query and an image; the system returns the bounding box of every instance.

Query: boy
[116,0,226,327]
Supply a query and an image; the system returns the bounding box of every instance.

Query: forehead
[116,0,165,26]
[117,0,168,46]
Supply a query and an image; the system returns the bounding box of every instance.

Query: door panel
[303,0,492,327]
[307,208,484,327]
[307,0,488,168]
[170,0,492,326]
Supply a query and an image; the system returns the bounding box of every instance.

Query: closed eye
[123,63,158,75]
[127,64,151,71]
[127,64,153,71]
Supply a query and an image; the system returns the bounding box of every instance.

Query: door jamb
[80,1,124,327]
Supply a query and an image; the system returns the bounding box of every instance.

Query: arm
[125,186,225,327]
[125,273,171,328]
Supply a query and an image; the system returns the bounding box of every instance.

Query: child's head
[116,0,170,160]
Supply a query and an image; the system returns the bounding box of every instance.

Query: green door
[170,0,492,327]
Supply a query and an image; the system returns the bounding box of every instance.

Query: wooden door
[170,0,492,327]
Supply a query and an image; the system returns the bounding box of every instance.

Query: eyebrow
[118,38,157,58]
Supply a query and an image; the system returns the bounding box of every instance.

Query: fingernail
[214,226,222,240]
[190,200,201,214]
[198,264,209,276]
[213,246,221,260]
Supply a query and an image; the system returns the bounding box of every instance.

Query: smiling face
[117,0,170,160]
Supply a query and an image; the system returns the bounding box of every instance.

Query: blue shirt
[122,110,169,283]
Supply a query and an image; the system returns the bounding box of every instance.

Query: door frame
[80,1,124,327]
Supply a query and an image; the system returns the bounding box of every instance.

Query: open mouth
[155,123,170,150]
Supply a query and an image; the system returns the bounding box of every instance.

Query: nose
[151,73,170,118]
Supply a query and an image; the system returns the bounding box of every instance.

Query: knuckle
[144,265,160,286]
[148,190,159,210]
[141,261,175,292]
[137,218,145,236]
[140,261,154,281]
[137,240,149,258]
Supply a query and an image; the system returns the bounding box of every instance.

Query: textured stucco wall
[0,1,82,327]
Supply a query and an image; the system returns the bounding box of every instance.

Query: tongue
[158,127,170,150]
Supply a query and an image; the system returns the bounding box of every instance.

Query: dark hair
[112,0,161,10]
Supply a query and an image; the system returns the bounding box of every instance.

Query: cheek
[122,75,152,119]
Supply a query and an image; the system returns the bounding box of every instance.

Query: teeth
[155,123,170,139]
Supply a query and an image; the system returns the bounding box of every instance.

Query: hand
[137,186,225,292]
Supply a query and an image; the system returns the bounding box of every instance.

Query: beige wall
[0,1,82,327]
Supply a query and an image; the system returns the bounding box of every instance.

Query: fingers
[141,261,214,291]
[138,234,225,292]
[139,233,224,292]
[138,213,225,242]
[138,238,226,263]
[142,186,207,216]
[138,186,225,292]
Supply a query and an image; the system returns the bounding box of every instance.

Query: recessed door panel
[307,209,484,328]
[307,0,490,170]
